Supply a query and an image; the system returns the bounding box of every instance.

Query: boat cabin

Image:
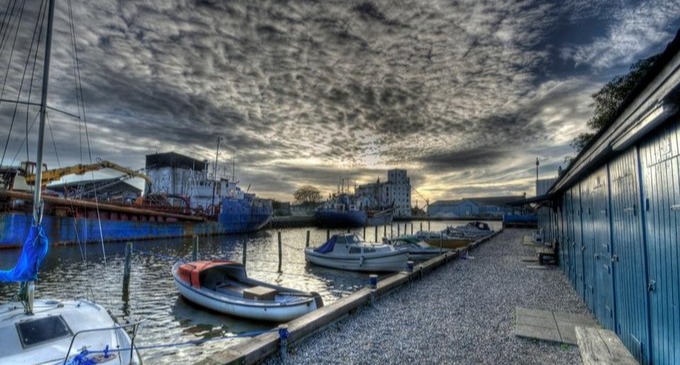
[314,233,378,255]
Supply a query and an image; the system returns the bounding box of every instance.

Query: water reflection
[0,220,499,363]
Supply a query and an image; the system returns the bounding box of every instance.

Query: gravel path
[263,229,592,365]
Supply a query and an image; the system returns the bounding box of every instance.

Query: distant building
[428,196,524,218]
[355,169,412,218]
[145,152,208,196]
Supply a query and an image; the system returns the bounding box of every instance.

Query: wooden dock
[194,230,501,365]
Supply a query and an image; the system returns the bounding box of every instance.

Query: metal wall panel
[581,180,597,310]
[590,166,614,330]
[609,148,650,364]
[565,190,576,285]
[640,124,680,365]
[571,184,585,299]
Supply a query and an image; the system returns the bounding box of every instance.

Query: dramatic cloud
[0,0,677,202]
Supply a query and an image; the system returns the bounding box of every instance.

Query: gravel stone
[263,229,590,365]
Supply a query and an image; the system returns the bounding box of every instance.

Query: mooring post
[278,325,289,362]
[390,224,393,237]
[277,231,283,273]
[123,241,132,293]
[242,239,248,267]
[410,223,413,234]
[192,235,199,261]
[326,229,330,241]
[363,226,366,239]
[404,223,407,234]
[428,220,431,230]
[368,274,378,306]
[306,230,310,248]
[374,226,378,242]
[420,222,423,232]
[383,225,387,238]
[439,232,443,253]
[397,224,400,236]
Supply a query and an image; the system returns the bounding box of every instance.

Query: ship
[314,193,394,228]
[0,152,272,247]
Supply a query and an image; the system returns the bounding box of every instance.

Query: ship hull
[0,196,271,247]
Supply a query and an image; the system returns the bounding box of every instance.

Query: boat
[314,193,394,228]
[172,260,323,322]
[305,233,409,272]
[446,221,494,239]
[383,235,449,261]
[0,1,141,363]
[414,230,473,249]
[0,155,273,248]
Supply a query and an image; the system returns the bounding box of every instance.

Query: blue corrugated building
[537,30,680,365]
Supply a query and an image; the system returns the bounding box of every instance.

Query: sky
[0,0,679,204]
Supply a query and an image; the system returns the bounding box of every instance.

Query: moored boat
[446,221,494,239]
[0,1,141,363]
[172,260,323,322]
[383,235,449,261]
[0,299,141,364]
[314,193,394,228]
[414,230,473,249]
[305,233,408,272]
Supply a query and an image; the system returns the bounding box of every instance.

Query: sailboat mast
[32,0,56,225]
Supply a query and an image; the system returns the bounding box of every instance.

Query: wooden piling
[363,226,366,238]
[410,223,413,234]
[242,239,248,267]
[420,222,423,232]
[123,242,132,293]
[192,235,199,261]
[327,229,330,241]
[306,230,310,248]
[277,231,283,273]
[383,225,387,237]
[397,224,400,236]
[390,225,393,237]
[428,220,431,230]
[374,226,378,242]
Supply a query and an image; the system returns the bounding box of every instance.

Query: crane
[411,186,430,213]
[23,160,153,187]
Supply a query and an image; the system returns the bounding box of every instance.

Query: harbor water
[0,220,500,364]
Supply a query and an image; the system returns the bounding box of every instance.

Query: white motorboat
[447,221,494,239]
[173,260,323,322]
[305,233,409,272]
[383,235,449,261]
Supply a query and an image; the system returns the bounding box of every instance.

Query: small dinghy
[305,233,408,272]
[172,260,323,322]
[447,221,494,239]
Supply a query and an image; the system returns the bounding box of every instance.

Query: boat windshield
[348,234,362,244]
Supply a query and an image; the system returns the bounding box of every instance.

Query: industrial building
[355,169,412,218]
[537,30,680,365]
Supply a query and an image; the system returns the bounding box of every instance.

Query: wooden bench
[536,240,557,265]
[575,326,638,365]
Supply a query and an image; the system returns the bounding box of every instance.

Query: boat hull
[172,263,319,322]
[0,197,271,247]
[304,248,408,272]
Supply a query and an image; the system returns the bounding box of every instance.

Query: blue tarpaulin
[314,235,337,254]
[0,225,49,282]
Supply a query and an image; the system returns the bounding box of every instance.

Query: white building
[355,169,411,218]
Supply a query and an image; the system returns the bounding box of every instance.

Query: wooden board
[575,326,639,365]
[243,286,277,301]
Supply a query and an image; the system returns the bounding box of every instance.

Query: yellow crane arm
[24,160,152,186]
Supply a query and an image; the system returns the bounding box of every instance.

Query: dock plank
[575,326,638,365]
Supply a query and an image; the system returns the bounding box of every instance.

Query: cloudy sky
[1,0,679,204]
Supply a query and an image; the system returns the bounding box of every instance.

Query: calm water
[0,220,500,364]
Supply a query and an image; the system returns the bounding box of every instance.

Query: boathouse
[537,30,680,365]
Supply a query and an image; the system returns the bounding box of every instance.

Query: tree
[293,185,321,205]
[572,54,660,153]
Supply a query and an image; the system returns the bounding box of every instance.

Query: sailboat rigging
[0,0,141,363]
